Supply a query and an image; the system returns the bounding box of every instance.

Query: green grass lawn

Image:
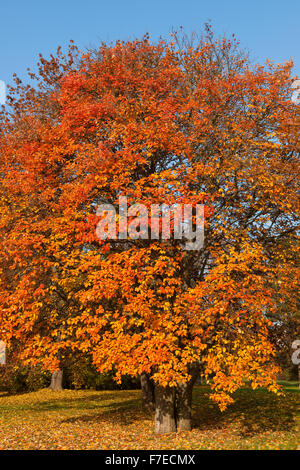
[0,382,299,450]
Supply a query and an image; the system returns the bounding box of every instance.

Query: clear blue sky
[0,0,299,87]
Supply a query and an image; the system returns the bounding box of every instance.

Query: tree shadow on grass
[192,386,298,437]
[61,400,148,426]
[0,390,142,412]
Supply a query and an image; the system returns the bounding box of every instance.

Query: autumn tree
[0,28,299,433]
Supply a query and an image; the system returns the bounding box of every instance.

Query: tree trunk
[49,369,63,391]
[175,382,193,431]
[154,364,199,433]
[154,385,176,433]
[175,364,199,431]
[298,364,300,390]
[140,372,155,410]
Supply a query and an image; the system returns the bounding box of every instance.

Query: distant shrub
[0,363,50,394]
[0,353,140,394]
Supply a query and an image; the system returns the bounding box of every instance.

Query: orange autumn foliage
[0,30,299,412]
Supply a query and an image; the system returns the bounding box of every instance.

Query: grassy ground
[0,382,299,450]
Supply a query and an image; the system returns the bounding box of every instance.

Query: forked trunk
[140,372,155,410]
[49,369,63,391]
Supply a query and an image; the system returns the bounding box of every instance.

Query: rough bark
[140,372,155,410]
[154,385,176,433]
[176,364,199,431]
[49,369,63,391]
[154,364,199,433]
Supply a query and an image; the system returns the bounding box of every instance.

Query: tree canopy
[0,28,299,432]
